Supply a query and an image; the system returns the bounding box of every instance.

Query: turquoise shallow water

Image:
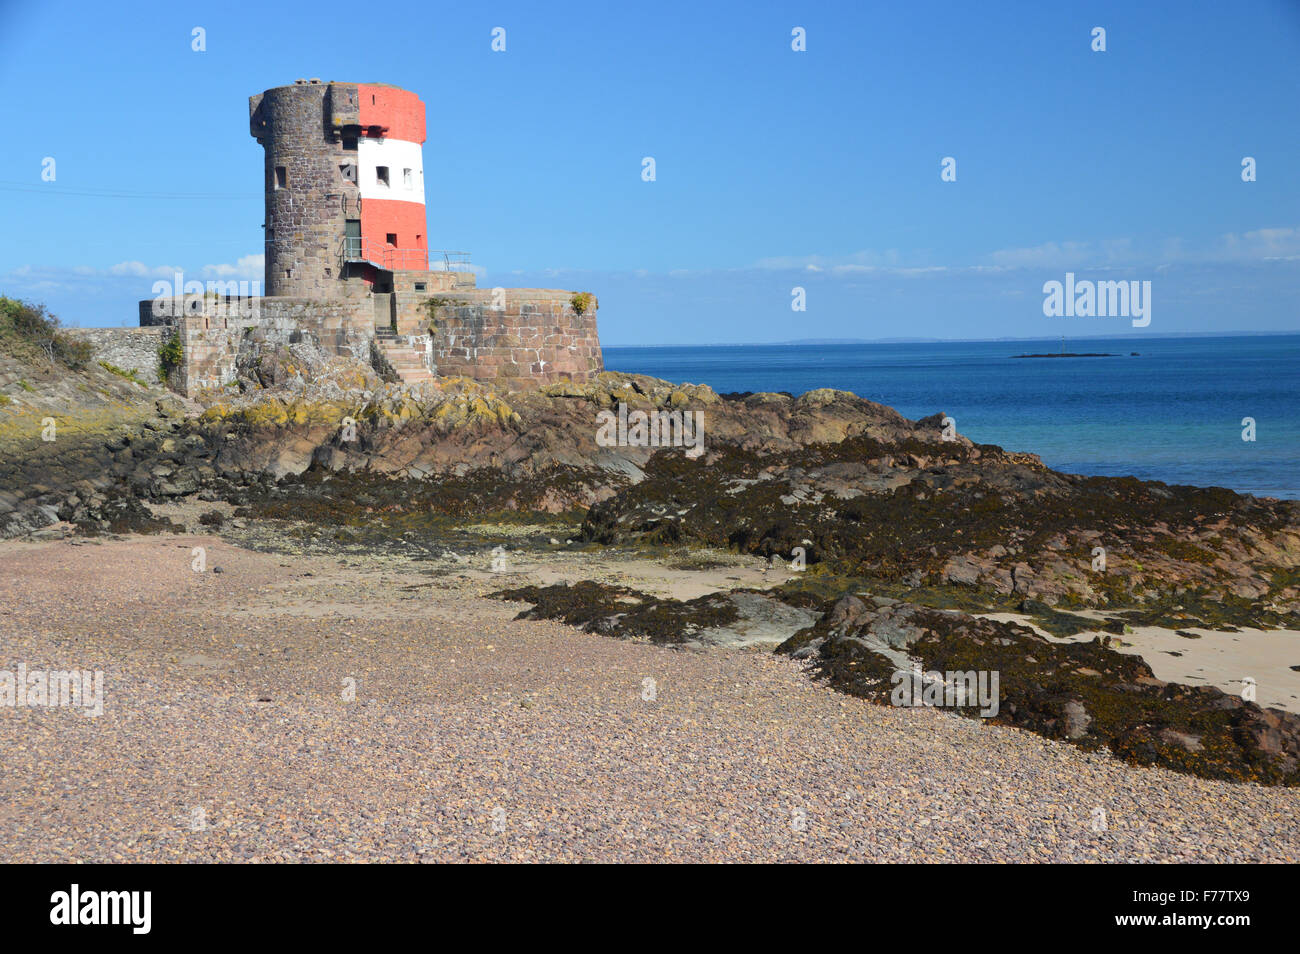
[604,335,1300,499]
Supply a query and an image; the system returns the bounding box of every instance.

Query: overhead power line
[0,181,256,200]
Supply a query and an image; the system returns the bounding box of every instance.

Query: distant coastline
[1012,352,1133,359]
[606,331,1298,348]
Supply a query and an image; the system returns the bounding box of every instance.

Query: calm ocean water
[604,335,1300,499]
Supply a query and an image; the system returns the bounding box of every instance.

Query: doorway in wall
[344,219,361,260]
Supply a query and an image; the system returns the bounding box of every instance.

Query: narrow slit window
[275,166,287,189]
[403,168,412,189]
[376,166,389,187]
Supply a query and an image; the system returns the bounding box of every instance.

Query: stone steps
[375,338,432,383]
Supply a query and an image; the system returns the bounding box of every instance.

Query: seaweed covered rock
[492,577,821,649]
[581,426,1300,629]
[778,596,1300,785]
[492,580,741,645]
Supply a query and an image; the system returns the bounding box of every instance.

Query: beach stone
[1062,699,1092,739]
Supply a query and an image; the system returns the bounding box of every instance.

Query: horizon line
[604,330,1300,348]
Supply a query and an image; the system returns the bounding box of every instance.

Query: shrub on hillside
[0,297,94,370]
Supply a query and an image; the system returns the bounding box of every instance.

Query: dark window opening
[376,166,390,187]
[285,268,292,279]
[414,282,426,292]
[275,166,287,189]
[342,136,357,151]
[386,233,397,246]
[324,267,332,277]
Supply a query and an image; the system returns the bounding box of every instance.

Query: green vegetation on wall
[157,331,183,385]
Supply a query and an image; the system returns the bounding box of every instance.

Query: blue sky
[1,0,1298,344]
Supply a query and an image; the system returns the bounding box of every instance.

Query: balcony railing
[429,250,473,272]
[342,238,472,274]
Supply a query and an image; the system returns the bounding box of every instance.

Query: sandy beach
[981,612,1300,714]
[2,534,1297,863]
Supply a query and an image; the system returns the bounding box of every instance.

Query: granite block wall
[136,296,375,396]
[124,284,599,396]
[431,290,603,390]
[64,327,168,381]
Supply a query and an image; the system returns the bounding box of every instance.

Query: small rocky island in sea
[1013,351,1123,358]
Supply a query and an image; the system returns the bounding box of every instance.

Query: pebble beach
[2,535,1297,863]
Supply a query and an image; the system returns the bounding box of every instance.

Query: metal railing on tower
[341,238,472,275]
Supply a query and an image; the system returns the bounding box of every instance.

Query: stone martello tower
[131,80,601,396]
[249,79,430,298]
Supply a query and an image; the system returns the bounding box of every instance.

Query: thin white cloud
[986,241,1098,269]
[1220,227,1300,261]
[753,249,907,271]
[198,254,264,280]
[4,254,265,285]
[108,261,183,278]
[744,226,1300,279]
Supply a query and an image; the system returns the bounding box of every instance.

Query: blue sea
[604,335,1300,499]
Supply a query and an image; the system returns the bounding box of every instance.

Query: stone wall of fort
[138,297,374,396]
[64,326,168,382]
[81,287,601,398]
[430,290,603,390]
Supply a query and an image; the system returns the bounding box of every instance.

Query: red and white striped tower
[355,84,428,271]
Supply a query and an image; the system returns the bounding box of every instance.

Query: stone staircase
[373,330,433,384]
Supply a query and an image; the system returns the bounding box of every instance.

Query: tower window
[376,166,389,187]
[403,168,412,189]
[342,136,357,151]
[340,163,356,183]
[386,233,397,246]
[414,282,426,291]
[275,166,287,189]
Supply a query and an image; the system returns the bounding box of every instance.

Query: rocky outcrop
[0,353,191,537]
[580,410,1300,630]
[6,359,1299,634]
